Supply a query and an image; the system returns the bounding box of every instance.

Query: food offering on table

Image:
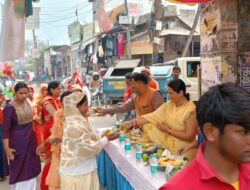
[159,156,188,177]
[156,149,189,179]
[169,159,188,177]
[158,156,183,167]
[125,130,142,137]
[132,142,156,152]
[142,143,158,154]
[102,129,116,136]
[142,143,155,150]
[158,149,183,169]
[142,153,150,162]
[116,124,130,132]
[156,148,164,158]
[130,136,151,144]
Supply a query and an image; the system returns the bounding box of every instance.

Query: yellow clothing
[142,101,197,160]
[60,170,99,190]
[231,181,239,190]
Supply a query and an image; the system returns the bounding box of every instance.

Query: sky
[0,0,93,46]
[0,0,197,46]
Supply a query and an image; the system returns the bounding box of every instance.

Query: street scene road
[0,0,250,190]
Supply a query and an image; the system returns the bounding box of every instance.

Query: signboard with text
[239,52,250,90]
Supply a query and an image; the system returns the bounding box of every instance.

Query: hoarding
[26,7,40,30]
[82,23,93,41]
[93,0,125,32]
[93,0,153,33]
[239,52,250,90]
[127,0,153,16]
[68,22,82,44]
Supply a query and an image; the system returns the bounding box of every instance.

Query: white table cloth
[102,139,167,190]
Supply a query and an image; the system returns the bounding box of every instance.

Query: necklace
[12,99,33,124]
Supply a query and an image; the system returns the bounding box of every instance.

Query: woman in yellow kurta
[126,79,198,160]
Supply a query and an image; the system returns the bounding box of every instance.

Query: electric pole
[32,29,39,78]
[182,4,201,57]
[152,0,162,65]
[124,0,132,59]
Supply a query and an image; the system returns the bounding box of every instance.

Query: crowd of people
[0,67,249,190]
[0,71,119,190]
[95,66,250,190]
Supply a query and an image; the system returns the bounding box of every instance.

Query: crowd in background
[0,67,250,190]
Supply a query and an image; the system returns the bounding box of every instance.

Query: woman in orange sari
[45,91,72,190]
[40,81,62,190]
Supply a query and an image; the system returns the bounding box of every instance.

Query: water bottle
[136,143,143,161]
[150,153,159,175]
[119,131,125,142]
[124,136,131,151]
[119,131,125,149]
[124,136,131,157]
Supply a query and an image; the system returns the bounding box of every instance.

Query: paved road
[0,115,117,190]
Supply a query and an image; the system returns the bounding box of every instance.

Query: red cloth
[42,96,61,141]
[0,108,3,124]
[40,162,51,190]
[124,85,133,102]
[118,33,125,58]
[159,143,250,190]
[148,79,159,90]
[34,124,42,145]
[40,96,61,190]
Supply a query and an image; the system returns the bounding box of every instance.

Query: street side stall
[97,124,189,190]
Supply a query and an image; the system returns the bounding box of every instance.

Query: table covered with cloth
[97,139,167,190]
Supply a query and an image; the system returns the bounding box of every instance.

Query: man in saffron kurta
[95,73,164,117]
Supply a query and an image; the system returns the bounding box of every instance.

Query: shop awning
[115,59,141,68]
[160,26,200,36]
[80,37,96,50]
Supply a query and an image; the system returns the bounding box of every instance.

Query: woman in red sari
[34,84,48,145]
[39,81,62,190]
